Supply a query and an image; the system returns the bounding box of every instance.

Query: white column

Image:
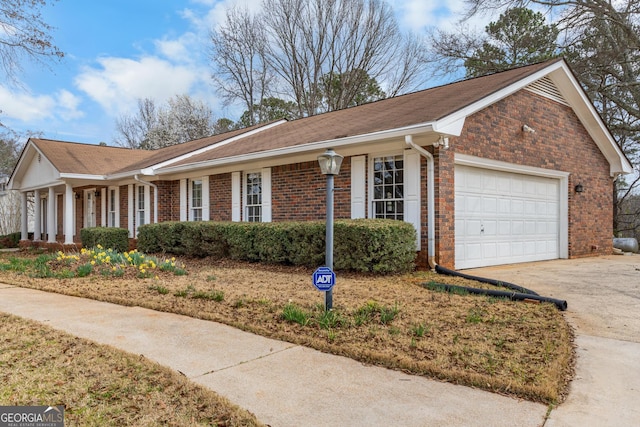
[128,184,134,237]
[33,189,42,241]
[64,184,74,244]
[100,188,107,227]
[47,187,56,243]
[21,192,29,240]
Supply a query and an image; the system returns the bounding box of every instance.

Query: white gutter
[134,174,158,225]
[405,135,437,270]
[156,123,436,175]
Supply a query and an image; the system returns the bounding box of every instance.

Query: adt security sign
[312,266,335,292]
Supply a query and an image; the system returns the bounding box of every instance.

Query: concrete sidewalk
[0,283,546,427]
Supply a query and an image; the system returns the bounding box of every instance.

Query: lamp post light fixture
[317,149,343,311]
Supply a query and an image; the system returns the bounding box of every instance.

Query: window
[191,179,203,221]
[108,188,117,227]
[245,172,262,222]
[137,185,146,227]
[372,155,404,220]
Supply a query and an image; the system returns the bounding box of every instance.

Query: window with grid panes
[137,185,146,226]
[108,188,116,226]
[191,179,203,221]
[245,172,262,222]
[372,155,404,220]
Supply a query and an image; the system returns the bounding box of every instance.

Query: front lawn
[0,249,574,405]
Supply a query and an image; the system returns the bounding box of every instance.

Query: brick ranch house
[8,59,632,269]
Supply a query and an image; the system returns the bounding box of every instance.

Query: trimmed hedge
[80,227,129,253]
[137,219,416,274]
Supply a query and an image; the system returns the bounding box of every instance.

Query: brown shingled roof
[110,122,271,174]
[164,60,560,169]
[31,59,562,177]
[31,139,154,175]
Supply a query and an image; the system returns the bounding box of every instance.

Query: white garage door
[455,165,560,269]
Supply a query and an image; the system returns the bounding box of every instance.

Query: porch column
[64,184,74,244]
[100,188,107,227]
[20,192,28,240]
[33,189,42,241]
[47,187,56,243]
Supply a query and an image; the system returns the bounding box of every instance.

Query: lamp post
[317,148,343,311]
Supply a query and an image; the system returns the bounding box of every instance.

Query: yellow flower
[90,260,96,265]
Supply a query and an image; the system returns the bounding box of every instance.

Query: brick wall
[157,180,179,222]
[271,159,351,221]
[210,173,232,221]
[434,89,613,268]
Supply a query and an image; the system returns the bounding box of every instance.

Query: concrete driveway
[466,254,640,427]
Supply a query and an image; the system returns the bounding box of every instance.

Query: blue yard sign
[312,266,335,292]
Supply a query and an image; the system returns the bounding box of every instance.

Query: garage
[455,165,562,269]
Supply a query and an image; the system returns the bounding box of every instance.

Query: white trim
[202,176,210,221]
[128,184,134,238]
[454,154,569,260]
[351,156,366,219]
[188,177,207,221]
[47,187,56,243]
[64,184,74,244]
[179,179,187,221]
[107,186,120,227]
[155,123,436,176]
[261,168,272,222]
[59,173,105,180]
[404,150,421,250]
[547,64,632,175]
[231,172,241,222]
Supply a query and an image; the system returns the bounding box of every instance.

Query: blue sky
[0,0,472,145]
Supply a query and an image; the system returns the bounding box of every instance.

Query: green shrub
[0,232,21,249]
[80,227,128,253]
[136,219,416,274]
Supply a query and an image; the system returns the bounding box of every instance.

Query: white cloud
[75,56,204,116]
[155,32,200,64]
[0,86,83,122]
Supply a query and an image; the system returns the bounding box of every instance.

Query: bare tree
[0,0,64,84]
[210,0,428,118]
[113,95,217,150]
[209,6,272,126]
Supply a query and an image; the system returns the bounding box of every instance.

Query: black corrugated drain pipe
[428,265,568,311]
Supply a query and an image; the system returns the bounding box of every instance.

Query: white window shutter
[144,185,151,225]
[202,176,210,221]
[351,156,366,219]
[404,150,421,250]
[114,186,120,228]
[127,184,134,238]
[231,172,241,222]
[261,168,272,222]
[180,179,187,222]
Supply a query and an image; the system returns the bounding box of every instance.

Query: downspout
[405,135,437,269]
[134,174,158,224]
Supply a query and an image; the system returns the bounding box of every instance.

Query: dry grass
[0,251,575,405]
[0,312,264,426]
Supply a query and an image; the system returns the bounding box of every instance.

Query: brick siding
[434,89,613,268]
